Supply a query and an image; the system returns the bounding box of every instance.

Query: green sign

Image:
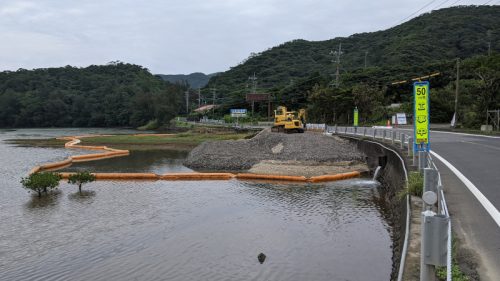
[413,82,430,151]
[353,107,359,127]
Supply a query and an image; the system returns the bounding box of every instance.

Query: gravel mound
[184,129,365,171]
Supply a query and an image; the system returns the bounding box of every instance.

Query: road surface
[403,129,500,281]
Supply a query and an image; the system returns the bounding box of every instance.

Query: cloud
[0,0,491,74]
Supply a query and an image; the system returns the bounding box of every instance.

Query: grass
[80,131,252,146]
[5,138,67,147]
[6,130,255,151]
[408,171,424,197]
[436,236,471,281]
[397,171,424,200]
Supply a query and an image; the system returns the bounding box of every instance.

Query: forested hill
[158,72,216,89]
[0,63,186,128]
[207,5,500,93]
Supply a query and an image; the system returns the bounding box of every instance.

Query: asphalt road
[401,129,500,280]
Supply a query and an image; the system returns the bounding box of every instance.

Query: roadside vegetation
[436,236,473,281]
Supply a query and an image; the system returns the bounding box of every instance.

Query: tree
[21,172,62,197]
[68,172,96,194]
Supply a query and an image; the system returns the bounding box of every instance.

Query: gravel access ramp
[184,129,365,171]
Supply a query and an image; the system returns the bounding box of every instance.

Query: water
[0,129,393,281]
[373,165,382,181]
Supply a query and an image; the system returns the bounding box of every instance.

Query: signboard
[246,93,269,102]
[396,113,407,125]
[353,107,359,127]
[230,109,247,118]
[413,82,430,152]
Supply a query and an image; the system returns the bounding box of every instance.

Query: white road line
[430,150,500,228]
[460,140,500,152]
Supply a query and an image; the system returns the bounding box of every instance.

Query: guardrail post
[424,168,439,196]
[437,184,443,215]
[392,131,396,144]
[420,209,436,281]
[334,125,338,134]
[382,130,386,140]
[408,137,414,157]
[354,127,358,135]
[421,208,449,281]
[400,133,405,149]
[363,128,367,136]
[373,129,377,139]
[418,151,427,172]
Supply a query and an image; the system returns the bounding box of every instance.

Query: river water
[0,129,393,281]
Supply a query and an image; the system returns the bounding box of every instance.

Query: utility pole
[211,87,217,116]
[453,58,460,128]
[330,43,343,87]
[248,73,258,115]
[487,30,492,57]
[185,90,189,114]
[364,51,368,69]
[198,88,201,108]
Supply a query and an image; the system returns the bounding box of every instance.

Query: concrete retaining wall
[349,138,409,281]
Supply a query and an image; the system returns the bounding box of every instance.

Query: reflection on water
[68,190,97,203]
[24,190,62,209]
[63,149,192,174]
[0,129,392,281]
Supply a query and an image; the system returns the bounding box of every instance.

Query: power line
[482,0,494,4]
[433,0,451,9]
[449,0,463,6]
[398,0,440,24]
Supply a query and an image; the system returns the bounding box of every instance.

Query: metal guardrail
[327,126,452,281]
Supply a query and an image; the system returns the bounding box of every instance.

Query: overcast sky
[0,0,496,74]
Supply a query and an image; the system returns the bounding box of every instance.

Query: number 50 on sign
[413,81,430,152]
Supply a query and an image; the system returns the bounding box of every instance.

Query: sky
[0,0,497,74]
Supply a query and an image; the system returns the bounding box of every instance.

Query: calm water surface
[0,129,392,281]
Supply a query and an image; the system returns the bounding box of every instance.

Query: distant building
[194,104,219,113]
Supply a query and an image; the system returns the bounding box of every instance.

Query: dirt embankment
[184,129,367,176]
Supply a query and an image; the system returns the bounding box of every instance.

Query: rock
[184,129,365,172]
[258,253,266,264]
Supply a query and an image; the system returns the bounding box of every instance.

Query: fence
[305,123,326,130]
[327,126,452,281]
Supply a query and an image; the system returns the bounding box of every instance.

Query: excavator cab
[272,106,306,133]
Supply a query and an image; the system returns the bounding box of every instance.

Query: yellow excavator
[271,106,306,133]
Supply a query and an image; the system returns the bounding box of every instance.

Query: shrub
[68,172,96,193]
[21,172,62,197]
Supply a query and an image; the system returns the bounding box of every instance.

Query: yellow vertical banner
[353,107,359,127]
[413,82,430,150]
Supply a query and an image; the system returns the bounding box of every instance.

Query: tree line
[0,63,186,128]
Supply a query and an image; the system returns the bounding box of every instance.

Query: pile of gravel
[184,129,365,171]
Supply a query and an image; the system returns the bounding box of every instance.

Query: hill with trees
[158,72,216,89]
[0,63,186,128]
[201,5,500,127]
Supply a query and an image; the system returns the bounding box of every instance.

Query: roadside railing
[327,125,452,281]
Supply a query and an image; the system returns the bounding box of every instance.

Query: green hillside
[202,6,500,127]
[157,72,217,89]
[0,63,187,128]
